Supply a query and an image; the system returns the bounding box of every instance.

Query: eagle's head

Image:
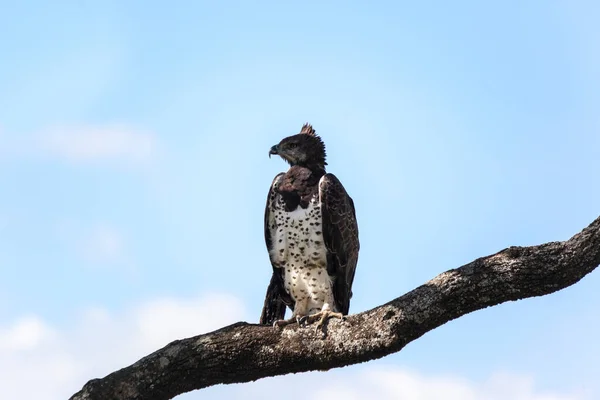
[269,123,327,168]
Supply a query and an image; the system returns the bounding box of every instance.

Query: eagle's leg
[300,309,345,332]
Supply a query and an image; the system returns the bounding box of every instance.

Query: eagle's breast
[268,185,334,315]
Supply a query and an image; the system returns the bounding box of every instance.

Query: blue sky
[1,1,599,399]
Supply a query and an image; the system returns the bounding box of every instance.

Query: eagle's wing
[260,173,294,325]
[319,173,360,315]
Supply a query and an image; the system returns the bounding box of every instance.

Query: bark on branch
[70,215,600,400]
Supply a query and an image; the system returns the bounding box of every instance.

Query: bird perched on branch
[260,123,359,331]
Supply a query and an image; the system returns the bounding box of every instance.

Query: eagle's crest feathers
[299,123,316,136]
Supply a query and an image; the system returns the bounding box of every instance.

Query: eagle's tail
[259,274,288,325]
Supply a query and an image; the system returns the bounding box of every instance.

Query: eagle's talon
[273,317,300,329]
[294,310,345,333]
[273,320,287,330]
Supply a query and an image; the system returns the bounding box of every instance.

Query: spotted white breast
[267,179,336,317]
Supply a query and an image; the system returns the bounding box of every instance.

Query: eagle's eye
[288,143,298,149]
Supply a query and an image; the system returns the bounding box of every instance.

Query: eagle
[260,123,359,330]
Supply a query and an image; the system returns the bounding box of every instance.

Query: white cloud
[0,293,245,400]
[225,367,585,400]
[0,294,587,400]
[135,294,245,350]
[0,316,55,352]
[39,124,157,163]
[358,368,579,400]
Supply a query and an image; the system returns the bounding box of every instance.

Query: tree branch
[70,215,600,400]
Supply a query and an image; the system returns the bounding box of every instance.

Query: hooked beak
[268,145,278,158]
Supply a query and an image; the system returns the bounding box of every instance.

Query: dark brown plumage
[260,124,359,327]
